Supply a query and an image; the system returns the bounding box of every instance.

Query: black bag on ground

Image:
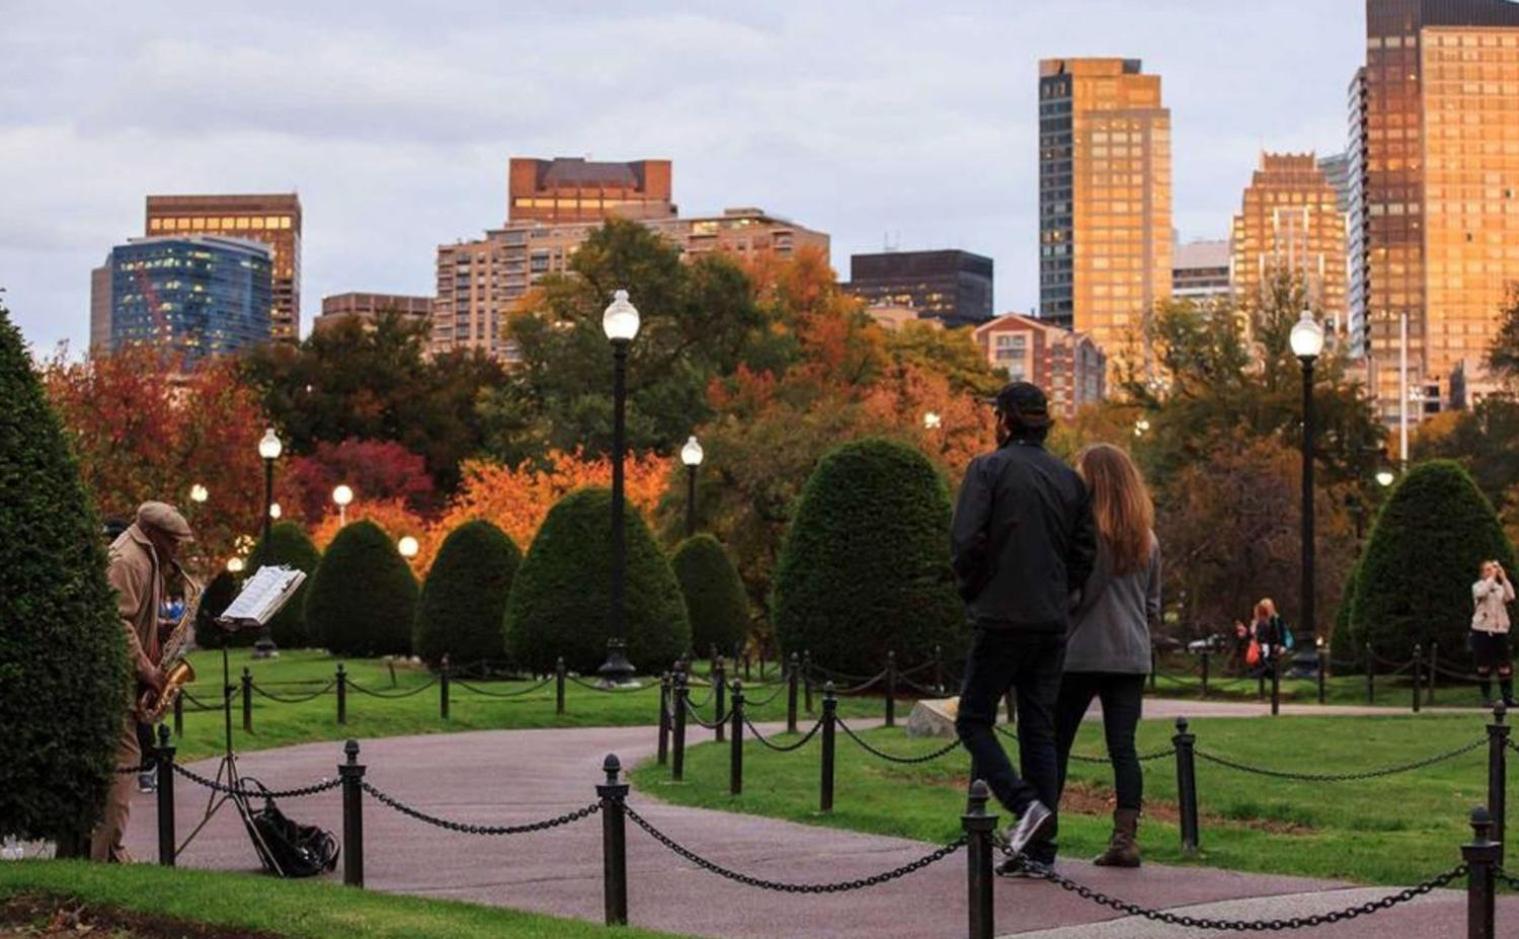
[240,778,339,878]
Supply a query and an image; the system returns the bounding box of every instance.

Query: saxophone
[136,562,202,724]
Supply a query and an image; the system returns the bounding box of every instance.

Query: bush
[304,520,418,657]
[772,438,964,675]
[505,488,689,674]
[0,303,130,843]
[671,535,750,658]
[1352,460,1516,664]
[415,520,521,667]
[194,570,240,648]
[1329,560,1360,665]
[245,522,321,648]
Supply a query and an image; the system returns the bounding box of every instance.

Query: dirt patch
[1,894,284,939]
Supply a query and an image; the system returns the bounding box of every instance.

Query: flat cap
[136,501,194,542]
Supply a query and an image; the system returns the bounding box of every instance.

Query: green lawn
[0,860,685,938]
[167,649,894,762]
[630,712,1499,887]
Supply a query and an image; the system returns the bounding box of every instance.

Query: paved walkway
[121,714,1511,938]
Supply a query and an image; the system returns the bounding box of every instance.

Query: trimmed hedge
[0,304,130,844]
[415,520,521,667]
[1329,560,1360,664]
[245,522,321,648]
[304,520,418,657]
[504,488,690,675]
[1351,460,1516,664]
[671,535,750,658]
[772,437,963,675]
[194,570,240,648]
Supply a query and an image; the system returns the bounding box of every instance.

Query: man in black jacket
[951,381,1097,872]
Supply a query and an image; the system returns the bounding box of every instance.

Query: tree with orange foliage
[309,498,433,573]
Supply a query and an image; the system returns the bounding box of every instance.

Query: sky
[1,0,1365,353]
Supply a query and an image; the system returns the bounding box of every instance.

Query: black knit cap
[990,381,1052,429]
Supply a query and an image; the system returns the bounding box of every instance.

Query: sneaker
[995,854,1052,879]
[1003,800,1055,858]
[137,772,156,794]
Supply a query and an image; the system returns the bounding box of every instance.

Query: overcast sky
[1,1,1364,353]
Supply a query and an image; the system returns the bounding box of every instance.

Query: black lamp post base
[251,638,279,660]
[597,640,637,688]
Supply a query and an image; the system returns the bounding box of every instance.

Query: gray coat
[1064,534,1162,674]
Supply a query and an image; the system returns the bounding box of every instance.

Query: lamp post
[398,536,419,560]
[333,484,353,527]
[680,435,703,539]
[922,411,942,430]
[189,483,209,506]
[254,428,283,658]
[1375,467,1396,488]
[1290,311,1325,681]
[599,290,640,685]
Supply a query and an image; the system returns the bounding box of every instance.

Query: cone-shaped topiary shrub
[1352,460,1516,664]
[194,569,241,648]
[773,437,964,675]
[0,303,130,845]
[305,520,417,656]
[415,520,521,668]
[505,488,689,674]
[671,534,750,658]
[245,521,321,648]
[1329,560,1361,665]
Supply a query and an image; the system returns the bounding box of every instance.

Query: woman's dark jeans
[1054,672,1146,812]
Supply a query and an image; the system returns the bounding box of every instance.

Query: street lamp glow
[602,289,641,342]
[226,557,245,574]
[189,483,208,504]
[332,484,353,507]
[268,502,282,520]
[1376,468,1396,487]
[258,428,283,461]
[680,436,704,467]
[1289,310,1326,361]
[397,535,420,559]
[922,412,942,430]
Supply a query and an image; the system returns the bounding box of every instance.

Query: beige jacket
[1472,576,1516,635]
[107,524,165,681]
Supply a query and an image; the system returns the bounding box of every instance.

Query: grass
[629,711,1500,887]
[0,860,685,938]
[167,648,893,762]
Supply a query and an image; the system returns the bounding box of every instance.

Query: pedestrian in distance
[950,381,1097,878]
[1248,599,1291,677]
[1046,443,1161,869]
[1471,559,1516,708]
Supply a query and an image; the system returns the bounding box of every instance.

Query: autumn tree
[283,437,436,522]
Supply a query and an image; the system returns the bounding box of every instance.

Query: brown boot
[1092,808,1141,868]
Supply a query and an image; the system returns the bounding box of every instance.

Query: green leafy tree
[1412,396,1519,518]
[1351,461,1516,663]
[772,438,963,673]
[670,535,750,658]
[305,520,418,656]
[0,301,130,846]
[1488,289,1519,385]
[505,488,690,674]
[245,522,321,648]
[415,520,521,667]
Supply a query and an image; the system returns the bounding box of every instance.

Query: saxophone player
[90,501,194,863]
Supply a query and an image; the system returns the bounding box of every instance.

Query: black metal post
[440,655,450,721]
[241,667,253,733]
[336,663,347,725]
[598,339,636,685]
[1413,643,1423,714]
[1270,652,1280,716]
[962,779,996,939]
[685,463,697,539]
[1004,690,1016,725]
[1150,647,1158,692]
[155,725,175,867]
[555,656,566,716]
[672,674,688,782]
[1488,703,1509,853]
[803,650,814,714]
[598,754,630,926]
[933,643,944,695]
[820,682,837,813]
[173,693,183,737]
[1200,650,1210,700]
[1173,717,1200,855]
[657,672,671,766]
[744,650,751,683]
[730,681,744,796]
[339,739,365,888]
[1318,644,1328,705]
[786,652,799,734]
[1464,806,1499,939]
[1366,641,1375,704]
[253,455,277,658]
[713,655,726,743]
[1258,668,1265,701]
[885,651,897,727]
[1298,354,1317,717]
[1429,641,1438,706]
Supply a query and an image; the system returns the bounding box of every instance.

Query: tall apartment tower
[1038,58,1172,382]
[144,194,302,341]
[1229,153,1349,331]
[507,157,675,223]
[1349,0,1519,421]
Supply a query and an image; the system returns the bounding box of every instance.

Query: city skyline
[4,1,1361,353]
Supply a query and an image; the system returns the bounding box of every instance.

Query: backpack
[242,778,339,878]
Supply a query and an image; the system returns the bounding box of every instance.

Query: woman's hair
[1254,598,1277,621]
[1074,443,1154,576]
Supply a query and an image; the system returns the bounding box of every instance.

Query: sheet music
[219,564,306,626]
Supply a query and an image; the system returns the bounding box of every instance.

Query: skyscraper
[144,194,302,341]
[845,249,994,327]
[1229,153,1349,331]
[508,157,675,223]
[1349,0,1519,422]
[1171,239,1232,304]
[1039,58,1172,382]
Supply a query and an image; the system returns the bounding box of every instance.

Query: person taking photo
[1471,559,1516,708]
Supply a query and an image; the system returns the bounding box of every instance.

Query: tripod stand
[174,619,284,875]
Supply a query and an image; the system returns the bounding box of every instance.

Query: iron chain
[1495,866,1519,892]
[249,681,336,704]
[994,725,1174,763]
[171,763,342,799]
[623,802,962,893]
[836,719,961,764]
[743,717,824,752]
[683,700,726,730]
[345,678,439,699]
[451,676,554,699]
[360,780,600,835]
[1194,736,1485,782]
[565,675,660,695]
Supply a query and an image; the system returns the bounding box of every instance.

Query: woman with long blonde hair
[1050,443,1161,869]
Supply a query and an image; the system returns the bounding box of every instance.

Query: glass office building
[108,235,273,366]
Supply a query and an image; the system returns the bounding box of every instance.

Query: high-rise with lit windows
[1039,57,1172,384]
[144,194,301,341]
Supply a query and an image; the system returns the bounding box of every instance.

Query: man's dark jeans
[955,627,1065,860]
